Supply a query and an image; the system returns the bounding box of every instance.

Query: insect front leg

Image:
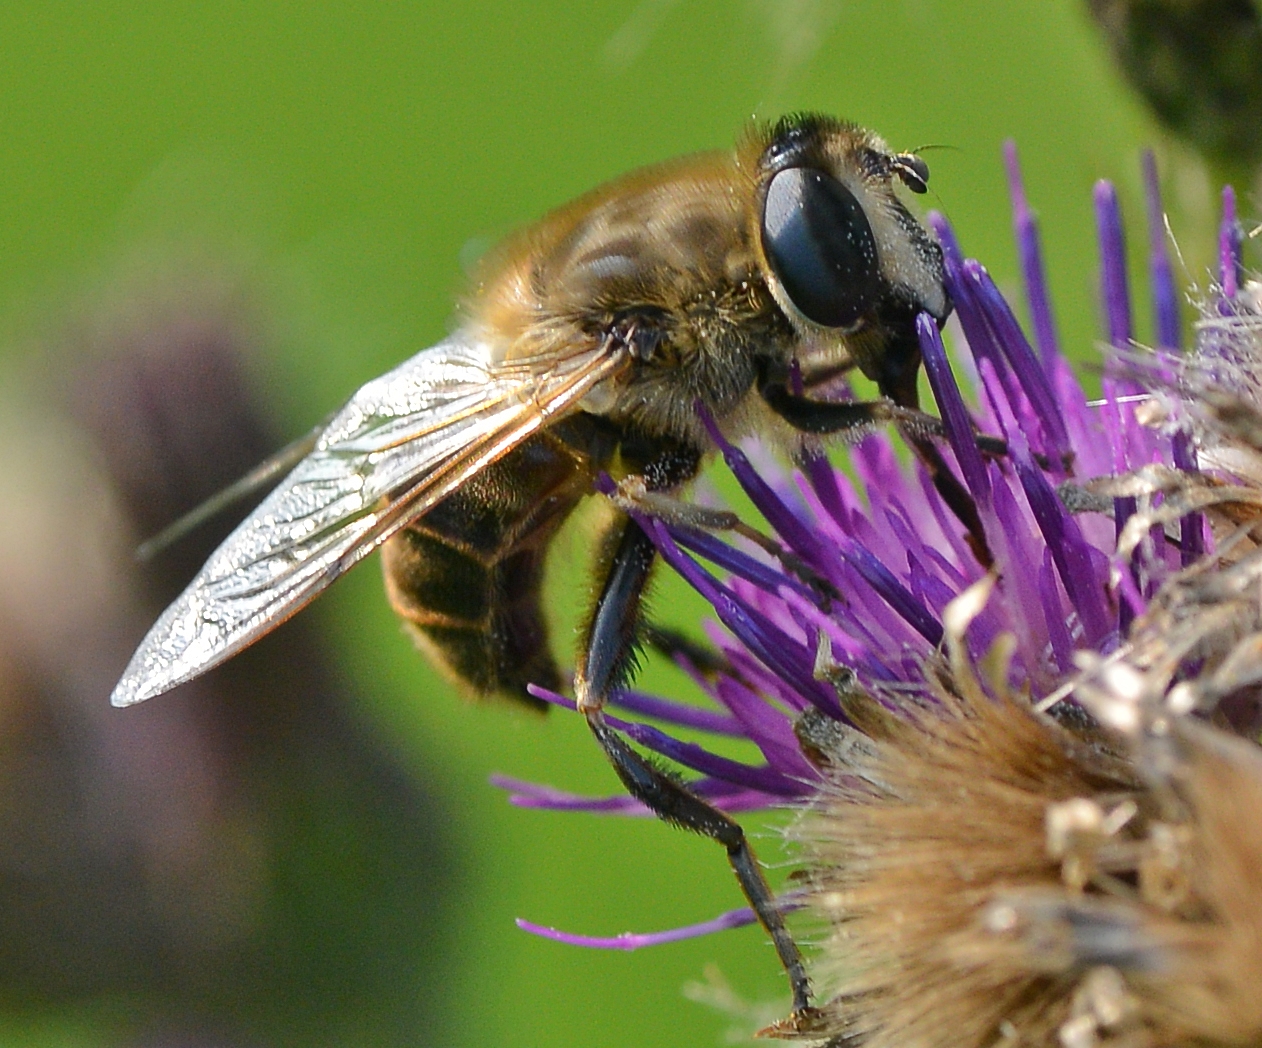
[758,365,996,567]
[575,513,815,1022]
[875,336,997,568]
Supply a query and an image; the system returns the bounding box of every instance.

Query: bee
[111,113,961,1026]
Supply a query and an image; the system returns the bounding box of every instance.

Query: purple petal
[958,261,1039,436]
[711,673,819,781]
[802,444,851,526]
[645,520,841,715]
[1046,352,1112,479]
[1092,179,1147,620]
[1095,180,1133,349]
[916,537,972,594]
[1012,443,1114,646]
[837,534,943,647]
[932,215,1013,436]
[614,719,807,797]
[1142,151,1181,351]
[1139,153,1199,561]
[846,438,956,570]
[991,472,1055,679]
[915,309,992,508]
[786,598,909,693]
[665,522,821,607]
[965,260,1073,464]
[525,681,806,796]
[916,458,984,570]
[906,550,964,625]
[1004,140,1061,362]
[1220,184,1240,301]
[1145,154,1201,565]
[492,774,782,815]
[609,689,745,736]
[1039,548,1075,674]
[697,407,836,580]
[516,906,758,950]
[716,639,820,718]
[931,209,966,274]
[492,775,651,814]
[784,503,942,653]
[527,684,578,711]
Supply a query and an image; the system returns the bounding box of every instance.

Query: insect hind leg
[575,515,815,1023]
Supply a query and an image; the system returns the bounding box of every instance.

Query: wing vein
[110,331,629,707]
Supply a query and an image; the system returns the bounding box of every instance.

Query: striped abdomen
[381,417,611,707]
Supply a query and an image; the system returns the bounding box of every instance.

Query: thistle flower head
[504,146,1262,1048]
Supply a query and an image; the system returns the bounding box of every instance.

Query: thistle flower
[502,146,1262,1048]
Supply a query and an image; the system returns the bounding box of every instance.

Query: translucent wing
[111,330,628,707]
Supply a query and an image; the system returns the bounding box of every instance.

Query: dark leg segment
[903,430,993,568]
[643,625,730,679]
[586,712,813,1016]
[876,342,996,568]
[576,516,814,1019]
[759,369,995,568]
[576,517,657,705]
[759,377,898,433]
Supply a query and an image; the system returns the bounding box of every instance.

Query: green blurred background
[0,2,1231,1046]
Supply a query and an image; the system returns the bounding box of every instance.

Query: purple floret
[1004,141,1061,364]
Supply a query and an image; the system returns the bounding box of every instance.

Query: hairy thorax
[470,151,800,450]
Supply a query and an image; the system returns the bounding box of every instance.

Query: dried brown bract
[1083,284,1262,732]
[794,645,1262,1048]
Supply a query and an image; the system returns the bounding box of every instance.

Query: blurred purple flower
[0,272,458,1046]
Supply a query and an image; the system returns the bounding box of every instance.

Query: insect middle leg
[574,514,815,1021]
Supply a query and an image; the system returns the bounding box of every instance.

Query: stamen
[1142,149,1202,565]
[516,906,759,950]
[915,306,992,507]
[1220,184,1241,301]
[1004,140,1061,363]
[1142,151,1181,351]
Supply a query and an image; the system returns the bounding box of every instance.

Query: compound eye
[761,168,881,329]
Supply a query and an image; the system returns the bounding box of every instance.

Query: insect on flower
[110,114,995,1025]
